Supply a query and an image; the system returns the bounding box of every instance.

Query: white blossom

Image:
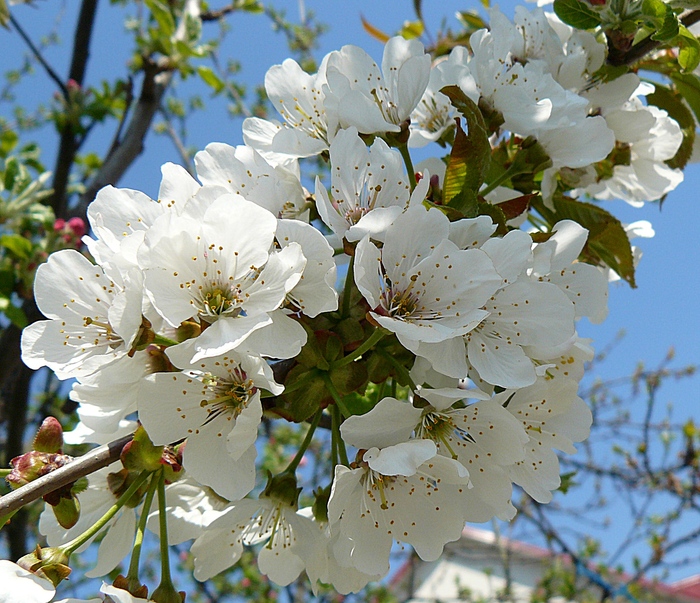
[354,205,501,347]
[138,353,281,500]
[21,250,143,380]
[325,36,431,135]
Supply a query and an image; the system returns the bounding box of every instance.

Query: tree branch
[0,434,133,518]
[50,0,99,218]
[70,62,172,219]
[607,9,700,67]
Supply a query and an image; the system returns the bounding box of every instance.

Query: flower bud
[33,417,64,453]
[51,496,81,529]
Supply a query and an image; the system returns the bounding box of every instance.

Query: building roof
[392,525,700,603]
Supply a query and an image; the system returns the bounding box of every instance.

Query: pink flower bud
[67,217,86,239]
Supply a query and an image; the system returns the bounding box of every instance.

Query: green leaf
[145,0,176,38]
[477,201,508,236]
[645,82,695,169]
[553,0,601,29]
[440,85,491,217]
[642,0,668,20]
[456,11,487,31]
[675,25,700,72]
[413,0,424,22]
[342,390,376,417]
[0,270,14,297]
[235,0,264,12]
[197,66,225,94]
[558,471,578,494]
[670,72,700,123]
[547,196,637,287]
[651,4,680,42]
[0,234,33,259]
[3,156,19,191]
[0,129,17,159]
[400,20,424,40]
[0,0,8,29]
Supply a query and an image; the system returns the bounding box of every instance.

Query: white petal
[340,397,421,449]
[364,440,437,476]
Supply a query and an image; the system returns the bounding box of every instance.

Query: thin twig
[0,434,133,517]
[158,107,195,175]
[200,4,238,21]
[8,13,68,99]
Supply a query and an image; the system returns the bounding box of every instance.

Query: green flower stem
[153,334,179,347]
[341,255,355,319]
[479,163,524,197]
[285,409,323,473]
[0,468,11,477]
[399,144,417,191]
[331,405,349,467]
[330,418,339,467]
[127,472,159,581]
[378,351,418,391]
[322,373,351,418]
[62,470,151,556]
[156,469,174,588]
[332,328,386,369]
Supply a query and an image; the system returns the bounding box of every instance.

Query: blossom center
[82,316,123,348]
[200,285,242,320]
[201,370,255,424]
[371,87,400,125]
[380,274,421,319]
[417,410,473,460]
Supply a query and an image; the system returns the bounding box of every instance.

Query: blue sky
[4,0,700,585]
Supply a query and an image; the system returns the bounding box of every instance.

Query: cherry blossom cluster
[8,4,687,601]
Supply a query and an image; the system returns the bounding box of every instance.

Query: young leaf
[197,66,225,94]
[553,0,601,29]
[440,85,491,216]
[145,0,176,38]
[400,20,424,40]
[654,9,680,42]
[675,25,700,72]
[1,234,33,259]
[361,15,390,43]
